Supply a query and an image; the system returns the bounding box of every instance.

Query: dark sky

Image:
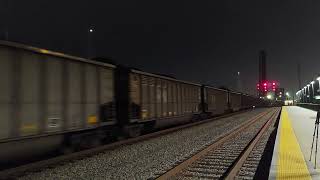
[1,0,320,95]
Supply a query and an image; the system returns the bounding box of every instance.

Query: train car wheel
[59,144,75,154]
[90,138,102,148]
[127,127,141,138]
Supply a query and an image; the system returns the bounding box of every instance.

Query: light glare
[267,95,272,99]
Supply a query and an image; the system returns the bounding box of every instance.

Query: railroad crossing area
[269,106,320,179]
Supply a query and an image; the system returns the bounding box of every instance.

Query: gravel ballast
[174,108,277,179]
[20,108,269,180]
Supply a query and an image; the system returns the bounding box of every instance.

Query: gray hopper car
[114,67,203,136]
[0,41,116,162]
[202,86,229,115]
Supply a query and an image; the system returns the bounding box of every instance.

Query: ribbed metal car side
[203,86,229,116]
[0,41,115,162]
[128,70,202,128]
[229,91,242,111]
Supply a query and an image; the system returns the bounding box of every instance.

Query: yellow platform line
[277,107,311,179]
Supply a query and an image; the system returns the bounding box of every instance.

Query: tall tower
[259,50,267,84]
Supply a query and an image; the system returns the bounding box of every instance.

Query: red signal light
[264,83,267,86]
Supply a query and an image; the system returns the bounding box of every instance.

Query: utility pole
[297,62,301,90]
[236,71,242,92]
[87,28,94,59]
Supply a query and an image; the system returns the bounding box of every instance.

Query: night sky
[1,0,320,95]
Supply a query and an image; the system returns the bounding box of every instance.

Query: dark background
[1,0,320,95]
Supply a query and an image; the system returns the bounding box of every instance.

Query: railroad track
[0,109,254,180]
[156,107,280,180]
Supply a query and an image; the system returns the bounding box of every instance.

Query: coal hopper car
[0,41,116,162]
[115,67,203,136]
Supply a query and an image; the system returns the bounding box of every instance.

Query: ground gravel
[174,109,275,179]
[20,108,267,180]
[235,108,279,180]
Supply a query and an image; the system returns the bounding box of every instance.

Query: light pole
[307,84,311,103]
[302,87,307,103]
[236,71,242,92]
[304,86,307,103]
[87,28,94,59]
[317,77,320,94]
[311,81,315,103]
[286,92,290,100]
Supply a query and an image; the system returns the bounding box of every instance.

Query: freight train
[0,41,267,163]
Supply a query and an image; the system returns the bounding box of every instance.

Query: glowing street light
[89,29,94,33]
[267,94,272,99]
[286,92,290,97]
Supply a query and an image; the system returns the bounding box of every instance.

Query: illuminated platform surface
[269,106,320,179]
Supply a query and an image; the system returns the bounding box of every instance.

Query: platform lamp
[307,84,311,103]
[304,86,307,103]
[311,81,315,103]
[296,90,301,103]
[285,92,290,100]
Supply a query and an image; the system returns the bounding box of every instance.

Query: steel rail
[224,108,280,179]
[156,108,277,179]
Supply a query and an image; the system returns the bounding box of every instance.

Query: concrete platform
[269,106,320,179]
